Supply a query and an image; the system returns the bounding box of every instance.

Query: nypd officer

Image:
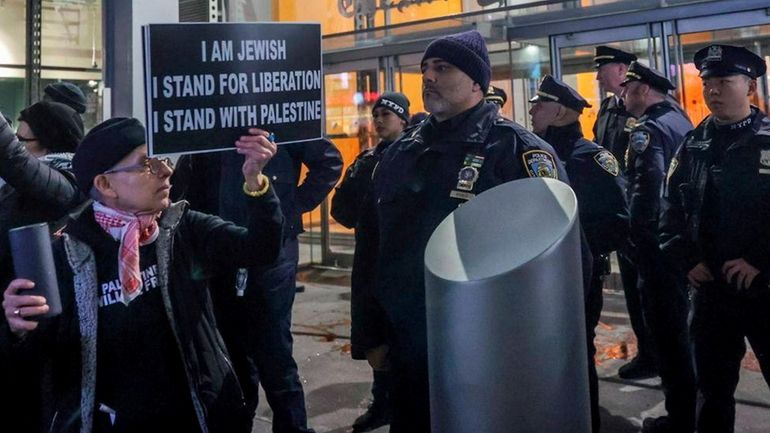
[529,75,627,433]
[661,45,770,433]
[484,85,507,113]
[593,46,658,379]
[365,30,567,433]
[620,61,696,433]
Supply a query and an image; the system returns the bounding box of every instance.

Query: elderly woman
[0,100,83,433]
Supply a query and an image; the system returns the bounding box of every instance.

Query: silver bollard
[425,178,590,433]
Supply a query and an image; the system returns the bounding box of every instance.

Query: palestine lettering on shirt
[93,241,199,432]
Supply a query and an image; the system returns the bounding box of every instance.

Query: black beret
[373,92,410,122]
[694,44,767,79]
[72,117,146,193]
[43,82,87,114]
[594,46,637,68]
[485,86,508,106]
[422,30,491,92]
[19,101,84,153]
[529,75,592,114]
[620,61,675,92]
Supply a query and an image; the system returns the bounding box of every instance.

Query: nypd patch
[522,150,558,180]
[594,150,619,176]
[630,131,651,153]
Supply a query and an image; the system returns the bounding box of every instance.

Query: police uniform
[531,75,628,433]
[593,48,657,379]
[593,46,638,172]
[661,45,770,433]
[622,62,696,433]
[370,100,566,432]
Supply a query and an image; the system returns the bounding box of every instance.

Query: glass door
[551,24,664,140]
[670,9,770,125]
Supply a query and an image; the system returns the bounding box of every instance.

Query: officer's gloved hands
[722,258,760,291]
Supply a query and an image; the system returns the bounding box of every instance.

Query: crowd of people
[0,29,768,433]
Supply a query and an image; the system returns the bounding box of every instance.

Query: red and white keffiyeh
[93,202,160,305]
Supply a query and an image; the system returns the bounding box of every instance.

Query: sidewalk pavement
[250,267,770,433]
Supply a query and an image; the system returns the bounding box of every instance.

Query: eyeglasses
[103,157,174,176]
[16,134,38,143]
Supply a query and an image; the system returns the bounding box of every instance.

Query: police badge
[630,131,651,153]
[522,150,558,179]
[624,117,636,133]
[760,149,770,167]
[705,45,722,62]
[457,166,480,191]
[594,150,620,176]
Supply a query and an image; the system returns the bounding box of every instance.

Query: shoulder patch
[522,150,559,180]
[594,150,619,176]
[630,131,651,153]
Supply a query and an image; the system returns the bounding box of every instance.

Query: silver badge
[760,150,770,167]
[705,45,722,61]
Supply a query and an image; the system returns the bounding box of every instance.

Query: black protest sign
[142,22,323,156]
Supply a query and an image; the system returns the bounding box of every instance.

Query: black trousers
[637,263,696,431]
[691,285,770,433]
[618,249,655,362]
[212,237,314,433]
[586,259,605,433]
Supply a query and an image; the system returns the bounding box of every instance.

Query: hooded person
[2,117,285,433]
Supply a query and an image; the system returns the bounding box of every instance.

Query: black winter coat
[593,95,634,173]
[543,122,628,255]
[4,192,283,433]
[661,108,770,287]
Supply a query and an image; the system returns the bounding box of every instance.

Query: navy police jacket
[625,100,692,265]
[370,101,568,326]
[661,108,770,289]
[593,96,634,173]
[543,122,628,255]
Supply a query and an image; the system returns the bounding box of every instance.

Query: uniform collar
[543,122,583,162]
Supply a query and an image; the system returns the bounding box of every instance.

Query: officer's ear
[747,77,757,97]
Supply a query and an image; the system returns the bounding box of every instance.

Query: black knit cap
[594,46,637,68]
[529,75,592,114]
[694,44,767,79]
[19,101,84,153]
[422,30,491,92]
[620,61,675,92]
[373,92,410,122]
[43,82,87,114]
[72,117,146,193]
[485,86,507,106]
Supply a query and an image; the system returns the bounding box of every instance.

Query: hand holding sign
[236,128,276,190]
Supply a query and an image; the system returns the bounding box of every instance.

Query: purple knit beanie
[421,30,491,92]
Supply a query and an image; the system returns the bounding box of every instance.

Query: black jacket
[625,100,692,267]
[593,95,634,173]
[661,108,770,283]
[331,140,392,358]
[544,122,628,255]
[369,101,568,337]
[173,139,342,239]
[0,117,82,287]
[4,192,283,433]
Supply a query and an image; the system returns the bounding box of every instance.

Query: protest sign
[142,22,323,155]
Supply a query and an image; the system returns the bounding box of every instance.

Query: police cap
[620,61,675,92]
[529,75,592,114]
[694,44,767,79]
[485,86,507,107]
[594,46,637,68]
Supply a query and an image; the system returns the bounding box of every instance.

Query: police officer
[529,75,628,433]
[593,46,658,379]
[332,92,412,432]
[620,61,695,433]
[661,45,770,433]
[484,85,507,113]
[366,30,567,433]
[172,138,343,433]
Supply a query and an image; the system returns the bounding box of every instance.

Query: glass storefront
[0,0,103,129]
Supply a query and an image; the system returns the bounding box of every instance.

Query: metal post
[25,0,42,106]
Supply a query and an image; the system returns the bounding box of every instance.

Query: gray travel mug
[8,222,62,318]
